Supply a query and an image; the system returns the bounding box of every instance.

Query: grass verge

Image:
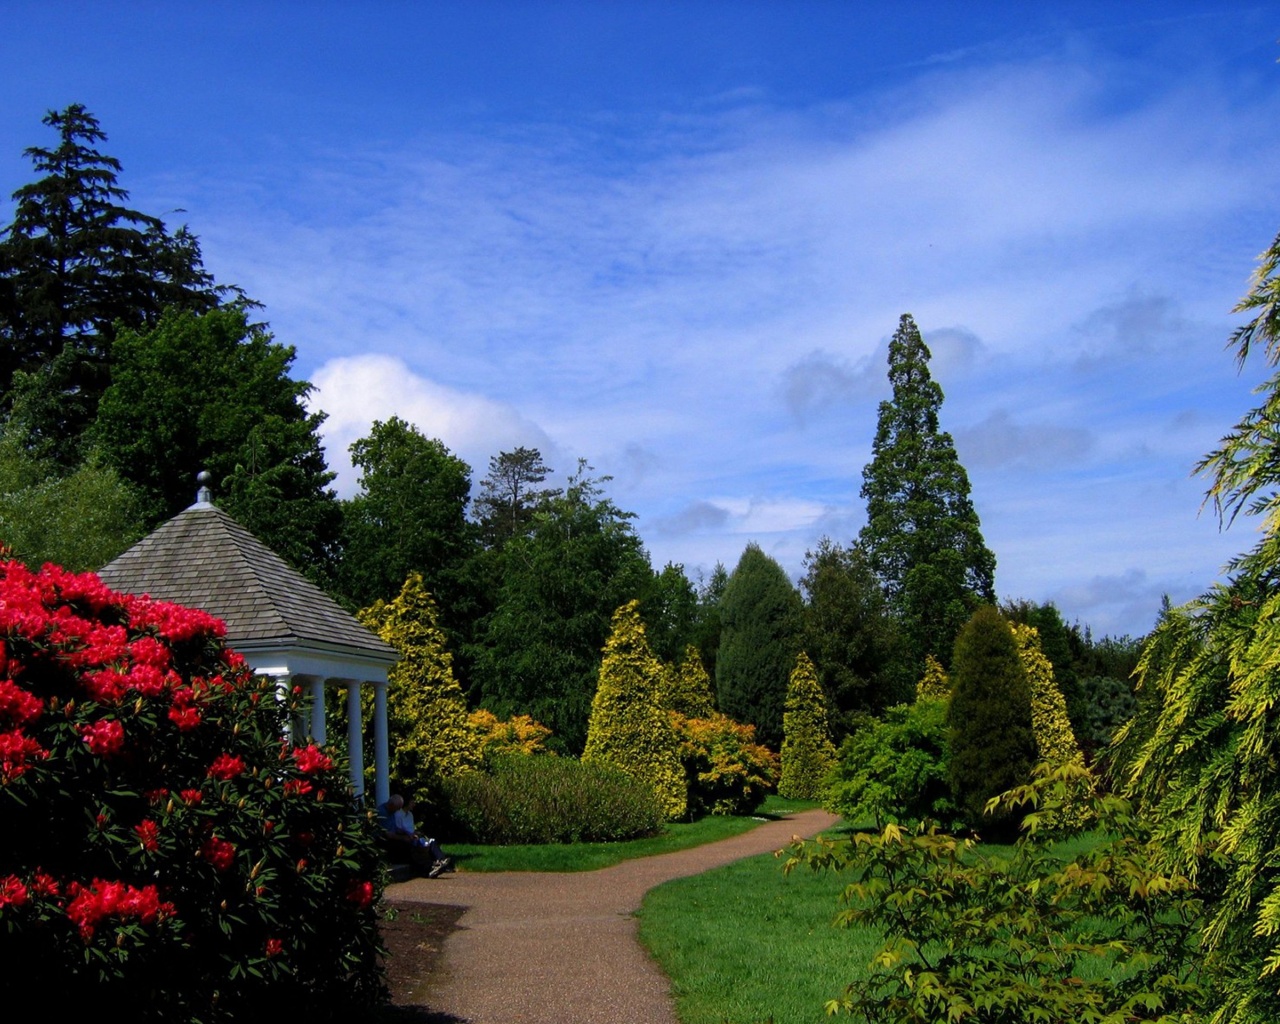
[446,796,819,873]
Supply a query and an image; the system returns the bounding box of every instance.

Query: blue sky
[3,3,1278,639]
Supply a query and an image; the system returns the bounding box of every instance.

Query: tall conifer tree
[859,313,995,673]
[715,542,803,749]
[0,104,224,461]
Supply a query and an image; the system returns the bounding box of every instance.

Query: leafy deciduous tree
[339,417,475,617]
[471,463,653,754]
[91,307,339,579]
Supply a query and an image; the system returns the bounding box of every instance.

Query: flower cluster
[0,557,386,1017]
[63,878,175,940]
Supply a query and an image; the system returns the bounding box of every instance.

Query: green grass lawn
[446,796,819,873]
[637,827,1117,1024]
[637,844,864,1024]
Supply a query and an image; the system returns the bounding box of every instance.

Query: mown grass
[638,827,1112,1024]
[447,795,819,873]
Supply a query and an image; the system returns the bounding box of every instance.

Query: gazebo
[98,478,398,808]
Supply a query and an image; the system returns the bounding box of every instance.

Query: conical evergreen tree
[778,652,837,799]
[660,644,716,719]
[583,600,686,819]
[358,573,482,796]
[0,104,223,461]
[858,313,996,675]
[716,542,803,749]
[915,654,950,702]
[947,606,1035,833]
[1010,622,1085,772]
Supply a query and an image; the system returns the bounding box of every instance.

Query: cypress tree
[858,313,996,675]
[778,652,837,799]
[583,601,686,820]
[715,542,803,749]
[947,605,1035,833]
[358,573,482,796]
[660,644,716,719]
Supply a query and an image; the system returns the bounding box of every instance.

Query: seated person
[383,793,451,878]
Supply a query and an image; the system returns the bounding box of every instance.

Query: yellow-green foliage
[915,654,950,702]
[1011,622,1087,830]
[1010,622,1085,771]
[358,573,482,794]
[676,713,778,816]
[583,600,687,819]
[779,651,837,800]
[467,708,553,759]
[660,644,716,718]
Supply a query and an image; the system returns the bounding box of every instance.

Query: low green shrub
[824,698,961,829]
[442,755,663,844]
[0,558,386,1021]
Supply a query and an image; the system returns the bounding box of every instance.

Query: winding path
[386,808,840,1024]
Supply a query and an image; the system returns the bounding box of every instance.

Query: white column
[346,682,365,802]
[309,677,326,744]
[373,680,390,809]
[273,674,294,742]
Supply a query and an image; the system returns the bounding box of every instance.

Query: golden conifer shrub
[358,573,483,794]
[583,601,687,819]
[778,651,838,799]
[659,644,717,719]
[915,654,951,702]
[1010,622,1085,771]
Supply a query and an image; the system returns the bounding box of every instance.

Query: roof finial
[196,470,212,506]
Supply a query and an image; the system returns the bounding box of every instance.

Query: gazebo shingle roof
[98,502,395,659]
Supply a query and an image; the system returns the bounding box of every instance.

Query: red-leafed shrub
[0,558,386,1020]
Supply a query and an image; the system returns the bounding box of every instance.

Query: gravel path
[386,808,840,1024]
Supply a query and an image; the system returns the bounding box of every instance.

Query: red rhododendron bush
[0,559,386,1020]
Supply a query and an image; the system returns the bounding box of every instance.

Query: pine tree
[858,314,996,675]
[583,600,686,820]
[716,542,803,749]
[358,573,482,796]
[778,652,837,799]
[947,605,1035,833]
[660,644,716,719]
[0,104,224,461]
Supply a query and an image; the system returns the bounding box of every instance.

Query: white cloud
[308,354,557,497]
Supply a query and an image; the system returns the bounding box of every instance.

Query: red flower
[79,719,125,758]
[200,836,236,872]
[291,743,333,774]
[207,753,245,780]
[134,819,160,853]
[179,788,203,805]
[0,679,41,726]
[29,870,58,897]
[344,879,374,909]
[0,874,28,909]
[64,879,175,939]
[168,703,201,731]
[265,937,283,958]
[283,778,313,798]
[0,728,45,781]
